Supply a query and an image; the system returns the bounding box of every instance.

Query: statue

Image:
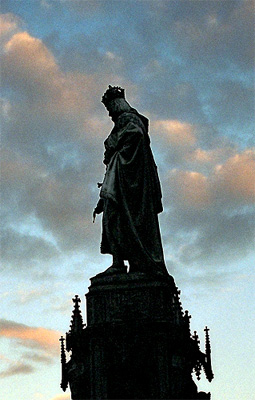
[93,86,168,276]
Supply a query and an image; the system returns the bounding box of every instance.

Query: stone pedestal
[60,271,212,399]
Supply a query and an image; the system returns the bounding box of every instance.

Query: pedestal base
[62,271,211,399]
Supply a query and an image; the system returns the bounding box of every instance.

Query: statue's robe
[100,109,167,274]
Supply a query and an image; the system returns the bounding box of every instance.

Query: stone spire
[193,330,202,380]
[69,295,84,334]
[204,326,214,382]
[184,309,191,336]
[66,295,85,353]
[59,336,68,391]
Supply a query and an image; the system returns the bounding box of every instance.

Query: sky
[0,1,254,399]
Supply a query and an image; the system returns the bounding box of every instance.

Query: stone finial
[59,336,68,391]
[69,295,85,334]
[184,310,191,335]
[204,326,214,382]
[204,326,211,353]
[193,330,200,347]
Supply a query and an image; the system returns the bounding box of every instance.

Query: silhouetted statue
[93,86,167,276]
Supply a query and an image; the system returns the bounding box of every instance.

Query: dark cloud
[142,80,206,123]
[0,228,59,270]
[178,212,255,266]
[170,264,238,291]
[62,0,102,15]
[160,148,255,270]
[0,143,102,265]
[207,80,254,128]
[164,0,254,71]
[161,199,255,269]
[0,362,35,378]
[0,319,60,353]
[23,352,53,365]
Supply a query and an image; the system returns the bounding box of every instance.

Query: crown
[101,85,125,107]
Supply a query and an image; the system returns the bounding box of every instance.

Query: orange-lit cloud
[169,169,210,208]
[50,393,70,400]
[152,119,196,146]
[4,31,56,71]
[2,30,97,128]
[0,13,21,37]
[212,150,255,202]
[0,319,60,354]
[187,147,235,165]
[189,148,213,163]
[1,148,47,184]
[1,27,137,146]
[167,150,255,208]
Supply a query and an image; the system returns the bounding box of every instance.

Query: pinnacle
[69,295,84,334]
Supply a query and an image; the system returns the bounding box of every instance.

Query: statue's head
[102,85,131,121]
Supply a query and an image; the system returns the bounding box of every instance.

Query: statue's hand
[93,198,104,223]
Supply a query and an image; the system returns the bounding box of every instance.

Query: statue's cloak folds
[100,109,166,273]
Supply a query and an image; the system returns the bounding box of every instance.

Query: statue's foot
[129,260,169,277]
[128,260,141,273]
[102,263,127,275]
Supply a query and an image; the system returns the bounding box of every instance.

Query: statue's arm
[116,122,143,160]
[103,147,114,165]
[93,198,104,223]
[103,133,117,165]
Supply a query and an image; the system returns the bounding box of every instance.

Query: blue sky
[0,1,254,400]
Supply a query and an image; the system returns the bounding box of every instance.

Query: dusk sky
[0,1,254,399]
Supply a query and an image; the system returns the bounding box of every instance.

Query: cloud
[160,149,255,269]
[0,13,21,38]
[4,31,57,75]
[1,29,113,165]
[168,169,210,209]
[63,0,102,15]
[152,120,196,146]
[0,25,139,270]
[23,352,54,365]
[14,288,52,305]
[141,80,204,123]
[166,150,255,209]
[0,145,101,261]
[171,1,254,70]
[0,362,35,378]
[186,147,236,166]
[0,319,61,379]
[1,30,97,127]
[1,27,137,273]
[149,118,203,170]
[212,150,255,203]
[40,0,52,9]
[178,212,254,267]
[50,394,70,400]
[1,8,253,285]
[207,80,254,128]
[0,319,60,354]
[163,201,254,269]
[0,5,252,400]
[0,228,59,270]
